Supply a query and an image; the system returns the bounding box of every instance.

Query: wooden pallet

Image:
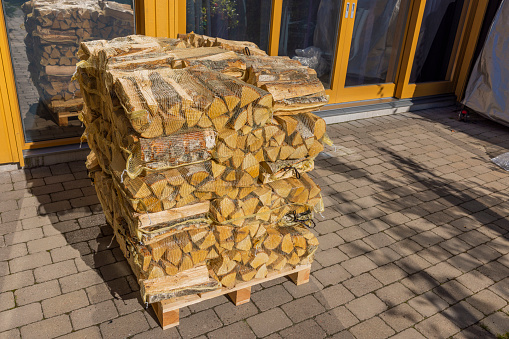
[46,98,83,126]
[152,264,311,329]
[50,110,81,126]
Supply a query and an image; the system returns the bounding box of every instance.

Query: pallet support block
[228,286,251,306]
[153,301,180,330]
[289,267,310,285]
[152,264,311,329]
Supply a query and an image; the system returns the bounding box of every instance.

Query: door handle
[351,3,355,18]
[345,3,350,18]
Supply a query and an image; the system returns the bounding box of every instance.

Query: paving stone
[70,300,118,330]
[100,311,150,339]
[20,314,72,339]
[279,319,327,339]
[349,316,395,339]
[251,285,293,311]
[214,300,259,325]
[375,282,415,307]
[9,250,52,274]
[442,301,485,329]
[316,233,344,250]
[0,329,20,339]
[456,270,494,293]
[370,263,407,285]
[59,269,104,293]
[380,303,423,332]
[313,264,352,286]
[365,247,401,266]
[34,259,77,282]
[391,328,426,339]
[345,293,388,321]
[338,240,374,258]
[283,276,323,299]
[343,273,383,297]
[314,283,355,310]
[467,244,502,263]
[0,303,43,332]
[415,312,461,338]
[0,292,15,312]
[130,327,180,339]
[280,295,325,323]
[207,321,256,339]
[477,261,509,282]
[26,234,67,253]
[489,278,509,299]
[466,289,507,315]
[482,311,509,336]
[42,289,90,318]
[178,309,223,338]
[15,280,61,305]
[50,244,89,262]
[4,228,43,245]
[86,278,132,304]
[0,270,34,293]
[315,306,358,335]
[452,324,494,339]
[417,245,454,265]
[433,280,475,304]
[341,256,377,276]
[446,253,483,273]
[314,248,348,267]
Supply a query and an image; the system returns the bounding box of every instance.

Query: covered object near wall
[463,0,508,126]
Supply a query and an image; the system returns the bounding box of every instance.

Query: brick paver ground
[1,106,509,338]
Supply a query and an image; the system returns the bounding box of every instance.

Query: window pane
[410,0,465,83]
[186,0,272,52]
[345,0,411,87]
[2,0,135,143]
[278,0,342,89]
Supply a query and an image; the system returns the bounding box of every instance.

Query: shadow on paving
[19,161,163,327]
[308,108,509,337]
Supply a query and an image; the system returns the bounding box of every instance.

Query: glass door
[396,0,473,98]
[332,0,412,103]
[276,0,343,100]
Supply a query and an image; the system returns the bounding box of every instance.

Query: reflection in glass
[2,0,135,143]
[410,0,465,83]
[278,0,342,89]
[345,0,411,87]
[186,0,272,52]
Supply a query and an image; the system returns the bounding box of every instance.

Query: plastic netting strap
[138,217,212,235]
[281,166,301,179]
[214,202,314,226]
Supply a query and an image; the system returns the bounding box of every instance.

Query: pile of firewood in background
[22,0,134,125]
[76,34,330,304]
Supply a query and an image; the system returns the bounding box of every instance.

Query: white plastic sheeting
[463,0,508,126]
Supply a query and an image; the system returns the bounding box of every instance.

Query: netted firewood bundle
[90,168,212,244]
[209,223,318,288]
[113,67,272,139]
[209,173,323,227]
[116,217,219,279]
[78,34,188,69]
[262,113,328,163]
[178,51,247,79]
[180,32,267,56]
[242,55,329,114]
[110,209,220,304]
[82,105,218,179]
[21,0,134,114]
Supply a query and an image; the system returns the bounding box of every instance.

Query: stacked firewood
[22,0,134,125]
[77,34,329,304]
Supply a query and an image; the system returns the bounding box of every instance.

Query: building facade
[0,0,491,166]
